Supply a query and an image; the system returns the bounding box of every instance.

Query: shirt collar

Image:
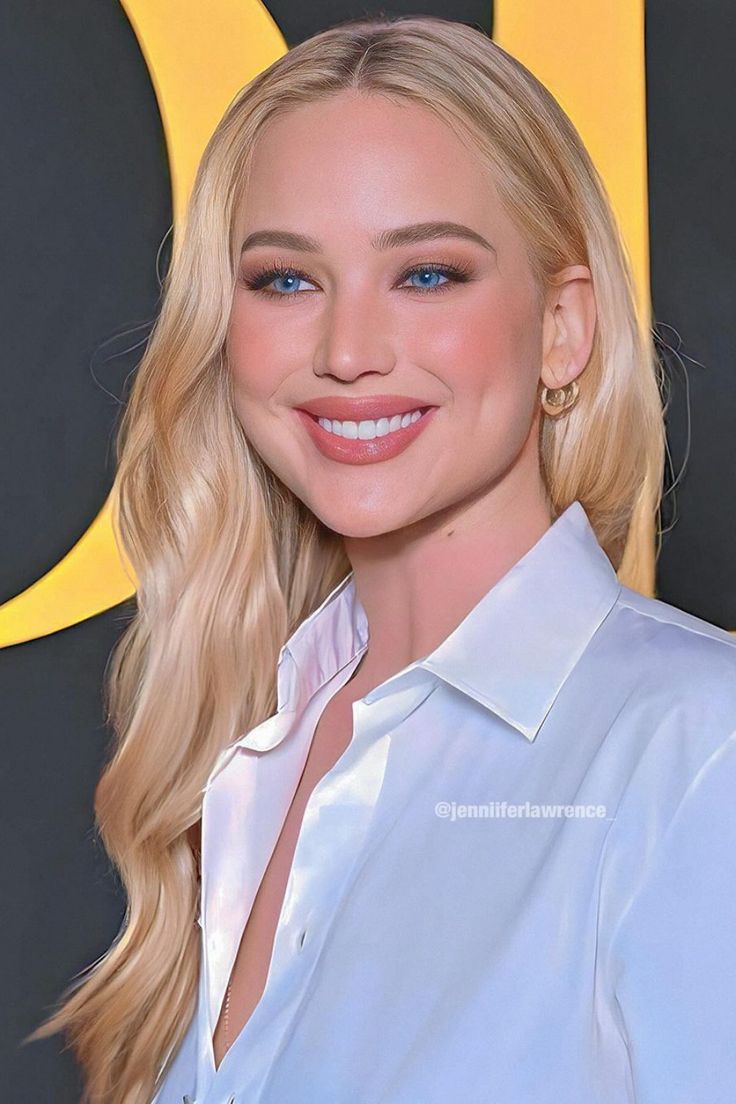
[242,499,622,749]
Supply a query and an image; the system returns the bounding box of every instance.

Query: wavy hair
[28,14,666,1102]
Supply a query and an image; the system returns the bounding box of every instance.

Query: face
[227,90,580,539]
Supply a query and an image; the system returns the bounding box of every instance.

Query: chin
[307,501,416,541]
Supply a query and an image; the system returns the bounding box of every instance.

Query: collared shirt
[152,500,736,1104]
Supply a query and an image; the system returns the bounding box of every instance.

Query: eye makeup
[238,256,476,301]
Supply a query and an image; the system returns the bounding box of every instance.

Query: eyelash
[239,258,474,301]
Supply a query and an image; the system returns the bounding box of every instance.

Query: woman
[31,14,736,1104]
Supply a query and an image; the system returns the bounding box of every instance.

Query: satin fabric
[152,500,736,1104]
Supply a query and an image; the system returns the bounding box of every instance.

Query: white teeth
[317,408,424,439]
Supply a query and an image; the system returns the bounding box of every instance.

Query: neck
[342,460,553,692]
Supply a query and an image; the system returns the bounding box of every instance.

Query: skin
[226,89,597,689]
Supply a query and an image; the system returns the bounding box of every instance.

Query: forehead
[240,91,511,243]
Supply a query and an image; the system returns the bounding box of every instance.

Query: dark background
[1,1,734,1098]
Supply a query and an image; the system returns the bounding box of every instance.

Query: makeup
[293,399,438,465]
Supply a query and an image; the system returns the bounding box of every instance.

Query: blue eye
[268,272,315,296]
[405,267,449,291]
[240,259,473,301]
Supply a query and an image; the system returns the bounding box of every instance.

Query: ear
[540,265,597,390]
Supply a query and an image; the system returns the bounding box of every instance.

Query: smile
[294,405,438,466]
[317,408,424,439]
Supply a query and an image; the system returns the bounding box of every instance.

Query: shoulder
[594,593,736,996]
[578,584,736,818]
[598,584,736,731]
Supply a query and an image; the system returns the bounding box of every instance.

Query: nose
[312,287,396,383]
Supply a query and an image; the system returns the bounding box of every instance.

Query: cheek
[418,289,541,404]
[226,307,286,407]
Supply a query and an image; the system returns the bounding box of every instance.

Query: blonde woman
[31,15,736,1104]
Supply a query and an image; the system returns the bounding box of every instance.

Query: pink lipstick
[293,394,439,466]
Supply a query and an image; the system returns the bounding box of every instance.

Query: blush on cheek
[413,275,534,391]
[228,303,305,406]
[429,320,523,395]
[468,295,541,394]
[227,344,278,405]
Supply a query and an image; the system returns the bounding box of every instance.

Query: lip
[293,403,439,466]
[295,394,434,421]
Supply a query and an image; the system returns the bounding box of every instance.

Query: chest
[189,672,635,1101]
[211,683,362,1065]
[254,689,357,916]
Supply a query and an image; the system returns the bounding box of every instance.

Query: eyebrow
[239,221,496,255]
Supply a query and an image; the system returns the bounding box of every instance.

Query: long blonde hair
[28,14,666,1102]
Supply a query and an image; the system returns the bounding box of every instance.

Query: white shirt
[152,499,736,1104]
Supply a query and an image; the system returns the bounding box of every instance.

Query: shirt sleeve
[609,731,736,1104]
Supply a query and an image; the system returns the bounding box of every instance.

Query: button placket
[199,652,409,1101]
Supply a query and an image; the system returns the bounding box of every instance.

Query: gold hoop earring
[540,379,579,418]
